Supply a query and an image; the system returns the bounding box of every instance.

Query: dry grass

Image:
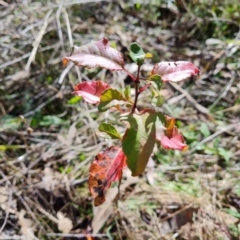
[0,0,240,239]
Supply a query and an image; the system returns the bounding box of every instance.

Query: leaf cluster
[63,38,200,206]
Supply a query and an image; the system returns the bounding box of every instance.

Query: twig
[34,203,59,224]
[28,0,111,11]
[23,94,56,117]
[0,237,23,240]
[114,175,123,210]
[0,102,6,115]
[215,104,240,113]
[190,122,238,153]
[123,68,137,81]
[58,61,74,84]
[63,8,73,47]
[168,82,210,116]
[0,44,59,70]
[25,10,53,71]
[114,215,123,240]
[46,233,109,238]
[56,5,65,51]
[0,0,8,6]
[131,65,141,114]
[159,202,195,224]
[197,123,238,146]
[116,204,133,239]
[18,196,40,225]
[0,170,13,235]
[209,75,236,111]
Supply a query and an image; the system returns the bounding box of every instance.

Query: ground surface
[0,1,240,239]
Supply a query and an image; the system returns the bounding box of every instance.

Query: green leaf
[121,112,164,176]
[200,122,210,137]
[228,224,240,238]
[67,95,82,104]
[163,181,202,197]
[151,89,164,107]
[129,42,145,66]
[135,3,141,9]
[98,123,122,139]
[39,115,63,126]
[148,76,163,107]
[124,85,133,103]
[224,208,240,219]
[79,153,86,161]
[218,147,232,162]
[110,41,117,48]
[0,115,22,131]
[98,88,127,112]
[148,74,163,90]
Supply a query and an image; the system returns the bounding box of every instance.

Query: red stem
[131,65,141,114]
[123,68,137,81]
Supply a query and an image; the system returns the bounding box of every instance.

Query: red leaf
[151,61,200,82]
[89,146,127,206]
[156,116,188,151]
[72,81,110,104]
[63,38,124,71]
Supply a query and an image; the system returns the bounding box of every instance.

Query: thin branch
[168,82,210,116]
[46,233,109,238]
[209,74,236,111]
[25,10,53,71]
[131,65,141,114]
[0,170,12,235]
[190,122,238,153]
[116,175,123,208]
[123,67,137,81]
